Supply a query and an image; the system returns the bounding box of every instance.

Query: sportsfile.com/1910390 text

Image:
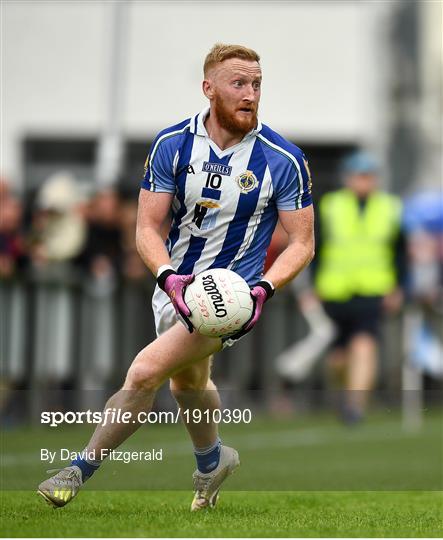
[40,408,252,428]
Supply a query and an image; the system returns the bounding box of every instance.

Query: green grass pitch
[1,411,442,537]
[2,490,442,537]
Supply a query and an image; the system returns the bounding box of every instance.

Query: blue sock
[194,438,221,473]
[71,452,100,482]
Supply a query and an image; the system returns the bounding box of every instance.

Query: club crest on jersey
[235,170,258,194]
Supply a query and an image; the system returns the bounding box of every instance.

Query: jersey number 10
[205,173,222,190]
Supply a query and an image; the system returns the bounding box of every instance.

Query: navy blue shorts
[322,295,383,347]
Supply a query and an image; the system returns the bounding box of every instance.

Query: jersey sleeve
[274,151,313,210]
[141,134,176,194]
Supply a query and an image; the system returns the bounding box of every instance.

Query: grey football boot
[37,466,83,508]
[191,445,240,511]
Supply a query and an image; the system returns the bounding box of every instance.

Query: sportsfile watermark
[2,390,441,491]
[40,407,252,428]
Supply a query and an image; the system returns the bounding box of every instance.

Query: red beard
[212,93,258,137]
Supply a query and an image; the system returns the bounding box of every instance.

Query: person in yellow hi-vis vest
[314,151,405,424]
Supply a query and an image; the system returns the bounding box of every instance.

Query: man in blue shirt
[38,43,314,511]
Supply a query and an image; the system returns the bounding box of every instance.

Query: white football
[184,268,253,338]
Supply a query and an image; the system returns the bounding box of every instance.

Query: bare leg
[86,323,222,456]
[170,356,221,448]
[326,347,347,389]
[346,332,378,416]
[325,346,347,416]
[37,323,224,509]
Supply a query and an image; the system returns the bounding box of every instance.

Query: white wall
[418,0,442,188]
[2,0,392,186]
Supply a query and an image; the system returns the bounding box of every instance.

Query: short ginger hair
[203,43,260,76]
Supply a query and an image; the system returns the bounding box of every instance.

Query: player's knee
[125,363,163,392]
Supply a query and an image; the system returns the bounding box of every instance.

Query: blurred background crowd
[1,175,152,401]
[1,0,441,426]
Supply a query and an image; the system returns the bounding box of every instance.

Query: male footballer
[38,43,314,510]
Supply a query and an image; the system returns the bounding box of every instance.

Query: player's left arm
[236,205,314,337]
[232,146,314,337]
[263,205,315,289]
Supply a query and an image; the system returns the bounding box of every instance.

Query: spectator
[24,172,87,396]
[0,179,28,425]
[403,190,443,378]
[403,190,443,308]
[0,180,27,280]
[76,188,122,295]
[28,171,86,272]
[313,151,405,424]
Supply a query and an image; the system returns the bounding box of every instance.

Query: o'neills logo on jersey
[201,274,227,317]
[236,170,258,194]
[202,162,232,176]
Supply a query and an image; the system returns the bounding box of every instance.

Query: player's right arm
[136,130,195,332]
[136,128,179,274]
[135,189,174,276]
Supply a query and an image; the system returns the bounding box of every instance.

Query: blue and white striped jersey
[141,108,312,285]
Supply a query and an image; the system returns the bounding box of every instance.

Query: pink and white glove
[230,280,275,340]
[157,266,195,333]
